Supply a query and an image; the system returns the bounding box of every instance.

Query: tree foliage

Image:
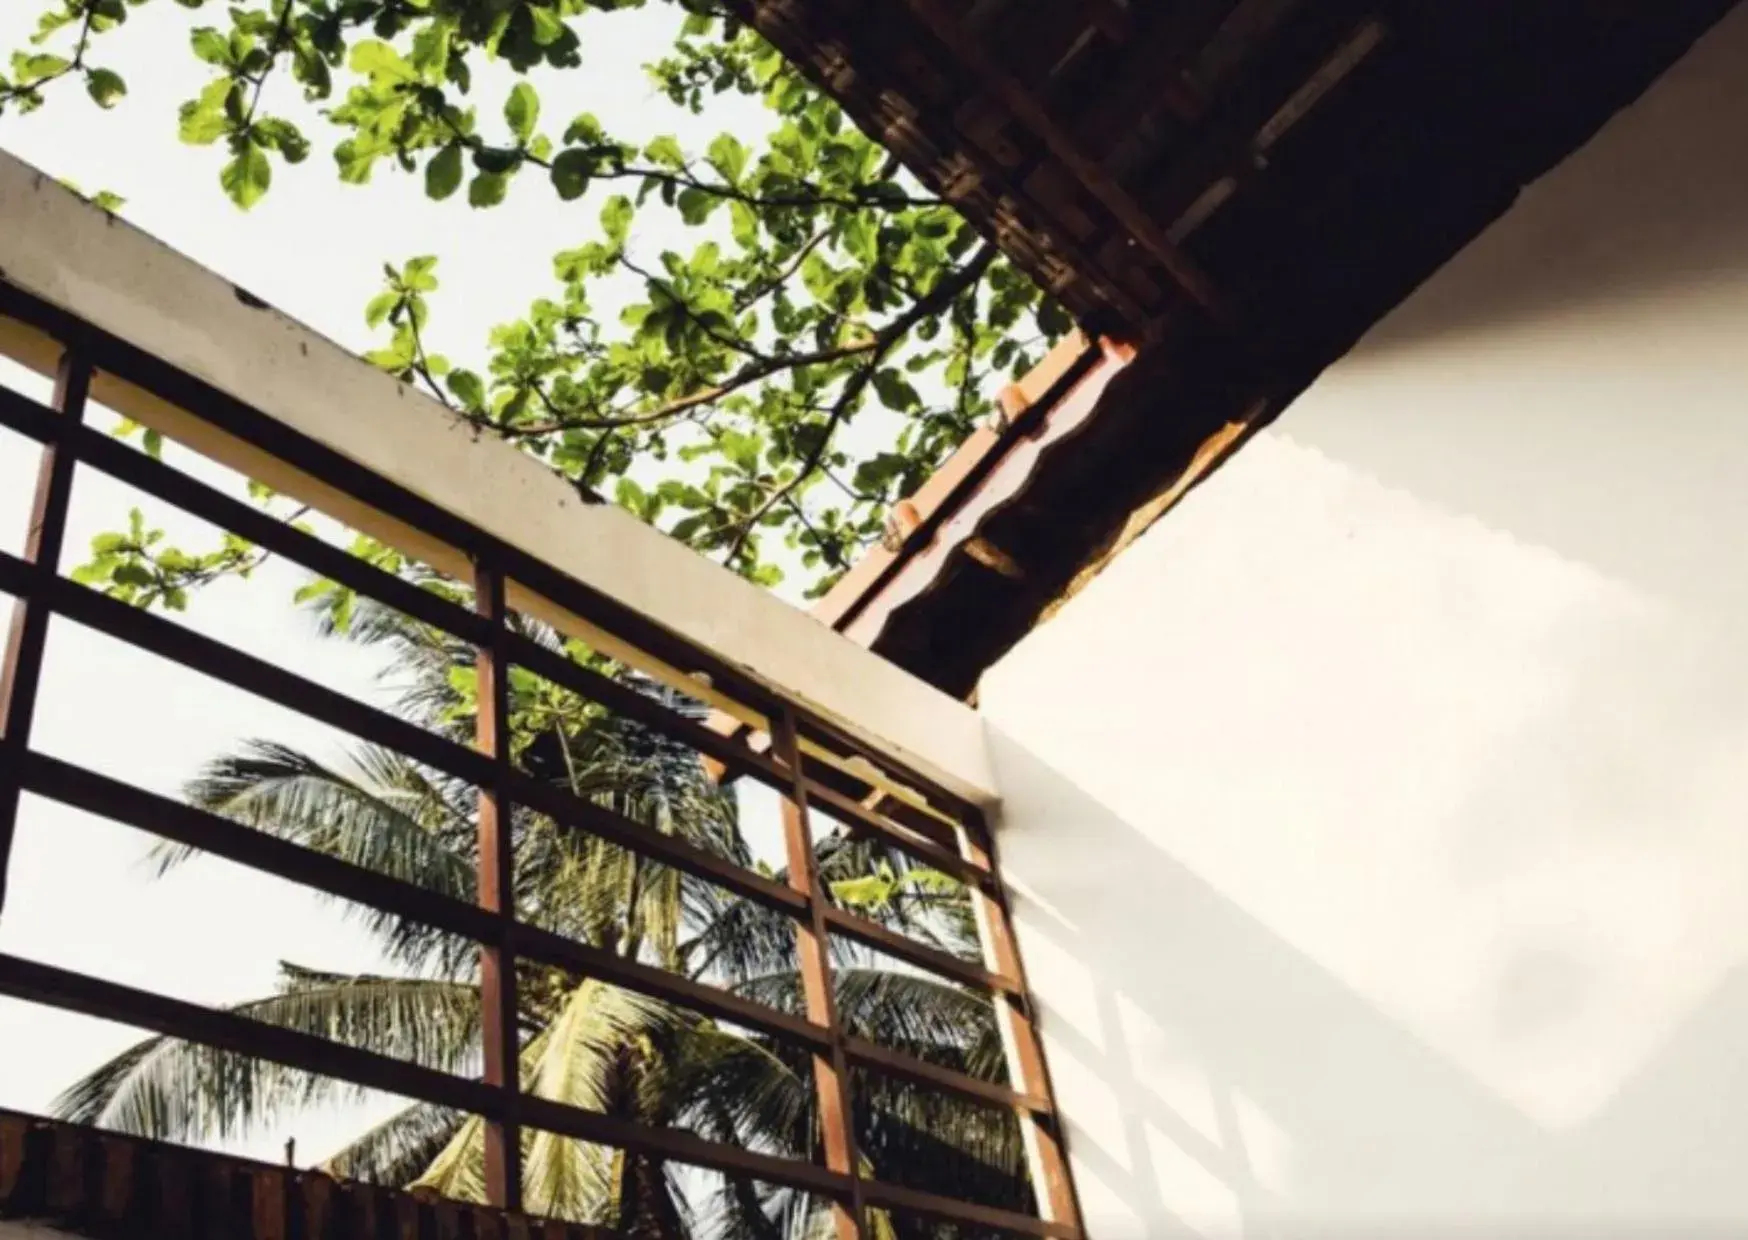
[3,0,1071,600]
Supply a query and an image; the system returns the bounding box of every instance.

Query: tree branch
[725,243,998,564]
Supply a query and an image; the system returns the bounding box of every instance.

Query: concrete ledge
[0,152,995,804]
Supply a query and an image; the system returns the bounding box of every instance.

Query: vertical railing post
[773,709,865,1239]
[960,814,1085,1233]
[0,348,91,919]
[474,563,523,1213]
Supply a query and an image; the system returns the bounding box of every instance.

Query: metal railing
[0,277,1082,1239]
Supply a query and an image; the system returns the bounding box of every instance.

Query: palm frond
[167,740,478,974]
[53,968,482,1144]
[320,1102,469,1185]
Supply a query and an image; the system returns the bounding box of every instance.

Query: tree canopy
[2,0,1071,605]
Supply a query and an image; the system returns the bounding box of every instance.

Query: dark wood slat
[776,710,865,1240]
[508,772,808,917]
[843,1036,1049,1114]
[0,953,853,1202]
[17,751,829,1052]
[0,546,496,783]
[0,279,793,733]
[805,779,992,889]
[861,1176,1079,1239]
[77,405,793,802]
[69,421,491,647]
[0,350,89,918]
[823,905,1018,996]
[960,817,1085,1232]
[0,384,57,445]
[0,549,808,919]
[506,631,790,793]
[473,564,521,1212]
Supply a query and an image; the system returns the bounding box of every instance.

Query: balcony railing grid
[0,278,1082,1240]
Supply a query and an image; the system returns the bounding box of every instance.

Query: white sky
[0,0,805,1170]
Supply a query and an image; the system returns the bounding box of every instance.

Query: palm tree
[54,584,1034,1237]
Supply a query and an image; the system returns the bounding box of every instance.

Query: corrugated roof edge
[0,1108,621,1239]
[818,333,1136,649]
[700,333,1135,767]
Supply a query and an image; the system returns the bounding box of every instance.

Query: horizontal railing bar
[803,779,992,889]
[68,422,493,647]
[860,1176,1078,1240]
[0,547,498,781]
[821,906,1018,996]
[506,773,808,916]
[18,751,826,1051]
[25,282,785,716]
[804,759,963,853]
[0,953,851,1201]
[509,921,828,1051]
[796,714,970,826]
[843,1036,1050,1114]
[69,420,794,798]
[3,280,979,830]
[505,631,790,792]
[0,550,809,918]
[0,383,57,444]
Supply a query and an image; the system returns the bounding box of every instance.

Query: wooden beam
[774,709,866,1240]
[959,817,1085,1232]
[0,347,87,919]
[474,565,522,1213]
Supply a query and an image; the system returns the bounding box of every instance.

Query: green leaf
[425,143,464,200]
[550,148,592,201]
[505,81,539,144]
[446,369,485,409]
[142,429,163,460]
[706,133,746,184]
[600,194,633,245]
[349,40,415,82]
[189,27,229,64]
[85,67,126,109]
[177,79,230,144]
[365,291,400,328]
[220,142,272,209]
[528,6,565,46]
[563,112,603,146]
[643,134,684,168]
[468,171,508,208]
[403,256,439,292]
[253,118,309,163]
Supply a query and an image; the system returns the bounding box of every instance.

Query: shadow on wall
[986,726,1748,1239]
[1271,0,1748,625]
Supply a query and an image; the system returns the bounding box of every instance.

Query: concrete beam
[0,152,995,804]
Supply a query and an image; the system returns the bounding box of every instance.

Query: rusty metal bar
[474,564,522,1212]
[959,816,1086,1234]
[803,778,992,887]
[0,952,855,1202]
[774,708,865,1240]
[0,348,89,918]
[504,627,789,792]
[0,549,809,920]
[17,751,829,1051]
[842,1035,1049,1114]
[822,904,1020,995]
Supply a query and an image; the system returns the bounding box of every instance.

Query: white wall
[982,8,1748,1237]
